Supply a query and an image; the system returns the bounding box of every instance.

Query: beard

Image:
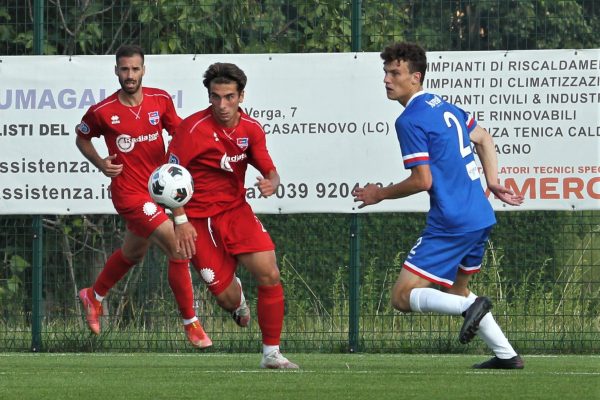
[119,77,142,94]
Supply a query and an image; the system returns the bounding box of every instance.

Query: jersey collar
[405,90,426,108]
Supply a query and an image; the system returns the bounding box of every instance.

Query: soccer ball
[148,163,194,209]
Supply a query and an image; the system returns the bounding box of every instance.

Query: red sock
[168,259,196,320]
[93,249,135,296]
[257,283,284,345]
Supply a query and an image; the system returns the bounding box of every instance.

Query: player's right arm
[167,116,201,258]
[352,164,431,209]
[75,135,123,178]
[170,206,196,259]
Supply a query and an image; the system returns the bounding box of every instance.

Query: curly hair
[380,42,427,83]
[203,63,247,93]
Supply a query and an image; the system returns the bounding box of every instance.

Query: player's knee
[255,266,280,286]
[165,248,184,260]
[216,296,236,311]
[122,250,144,265]
[391,290,411,312]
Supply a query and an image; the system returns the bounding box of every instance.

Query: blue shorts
[403,226,493,288]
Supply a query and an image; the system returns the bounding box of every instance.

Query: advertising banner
[1,50,598,214]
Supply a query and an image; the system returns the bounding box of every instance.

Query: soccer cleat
[260,350,300,369]
[459,296,493,344]
[473,355,525,369]
[79,287,103,335]
[184,321,212,349]
[231,277,251,327]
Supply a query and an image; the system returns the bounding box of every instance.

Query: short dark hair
[380,42,427,83]
[203,63,247,93]
[115,45,145,64]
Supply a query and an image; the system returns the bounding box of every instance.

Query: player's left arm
[161,93,183,135]
[248,124,278,197]
[255,169,279,197]
[470,125,523,206]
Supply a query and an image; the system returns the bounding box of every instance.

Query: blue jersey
[396,92,496,233]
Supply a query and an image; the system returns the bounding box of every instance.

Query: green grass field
[0,353,598,400]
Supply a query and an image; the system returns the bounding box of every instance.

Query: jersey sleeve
[455,105,477,134]
[167,120,200,168]
[75,107,102,140]
[248,126,276,176]
[396,117,429,169]
[160,93,182,136]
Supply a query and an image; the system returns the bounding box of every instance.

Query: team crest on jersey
[77,121,90,134]
[148,111,160,125]
[168,153,179,164]
[236,137,248,150]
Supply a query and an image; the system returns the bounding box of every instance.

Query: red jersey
[168,107,276,218]
[76,87,181,197]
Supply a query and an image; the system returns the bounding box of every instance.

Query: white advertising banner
[1,50,599,214]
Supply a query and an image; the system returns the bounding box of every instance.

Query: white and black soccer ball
[148,163,194,209]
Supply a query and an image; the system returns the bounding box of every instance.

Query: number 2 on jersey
[444,111,480,181]
[443,111,472,158]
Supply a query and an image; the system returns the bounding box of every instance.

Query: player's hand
[255,176,276,197]
[174,222,197,259]
[488,183,524,206]
[352,183,382,209]
[100,154,123,177]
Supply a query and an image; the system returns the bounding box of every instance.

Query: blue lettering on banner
[0,88,108,110]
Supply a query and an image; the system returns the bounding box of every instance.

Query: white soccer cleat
[260,350,299,369]
[231,277,251,327]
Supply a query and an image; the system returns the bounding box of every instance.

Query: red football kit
[168,107,276,295]
[76,87,181,237]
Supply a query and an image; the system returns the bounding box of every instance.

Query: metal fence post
[349,214,360,352]
[31,216,43,352]
[351,0,362,52]
[348,0,362,354]
[30,0,45,353]
[33,0,44,54]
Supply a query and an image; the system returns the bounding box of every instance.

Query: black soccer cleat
[473,355,525,369]
[459,296,493,344]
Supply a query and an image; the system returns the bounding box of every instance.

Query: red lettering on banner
[485,176,600,200]
[563,178,585,199]
[540,178,560,199]
[589,177,600,199]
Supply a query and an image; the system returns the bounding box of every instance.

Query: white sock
[263,344,279,356]
[409,287,474,315]
[467,292,517,359]
[94,290,104,302]
[183,316,198,325]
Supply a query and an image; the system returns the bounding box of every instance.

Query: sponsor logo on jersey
[77,121,90,134]
[220,153,247,172]
[236,137,248,150]
[425,96,442,108]
[115,132,160,153]
[111,115,120,125]
[148,111,159,126]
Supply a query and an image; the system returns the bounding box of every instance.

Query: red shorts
[112,189,169,238]
[189,202,275,296]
